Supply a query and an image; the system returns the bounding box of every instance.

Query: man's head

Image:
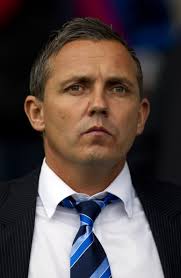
[25,17,150,175]
[29,17,143,100]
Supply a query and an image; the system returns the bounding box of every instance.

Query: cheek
[43,103,67,135]
[44,104,82,148]
[115,107,140,139]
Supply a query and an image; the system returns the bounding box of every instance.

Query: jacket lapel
[134,177,181,278]
[0,169,40,278]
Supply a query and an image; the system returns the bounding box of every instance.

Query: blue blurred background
[0,0,181,184]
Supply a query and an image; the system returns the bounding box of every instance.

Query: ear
[24,95,45,132]
[136,98,150,135]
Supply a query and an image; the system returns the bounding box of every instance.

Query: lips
[83,126,112,136]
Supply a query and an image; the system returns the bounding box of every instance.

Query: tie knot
[61,193,119,226]
[76,200,101,224]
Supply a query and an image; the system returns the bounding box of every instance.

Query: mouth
[83,126,112,136]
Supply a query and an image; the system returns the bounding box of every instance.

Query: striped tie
[61,193,119,278]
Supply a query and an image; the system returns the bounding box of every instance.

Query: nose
[88,89,108,117]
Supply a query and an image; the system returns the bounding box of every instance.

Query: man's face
[26,40,149,168]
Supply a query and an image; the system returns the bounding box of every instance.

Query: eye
[111,85,127,94]
[69,84,82,91]
[64,84,84,94]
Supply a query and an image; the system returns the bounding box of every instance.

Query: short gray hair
[29,17,143,100]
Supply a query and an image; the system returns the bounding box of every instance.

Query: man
[0,18,181,278]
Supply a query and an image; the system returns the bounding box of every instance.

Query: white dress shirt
[28,160,164,278]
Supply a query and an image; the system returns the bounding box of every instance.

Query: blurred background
[0,0,181,184]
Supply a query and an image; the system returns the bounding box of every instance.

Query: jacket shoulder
[133,174,181,217]
[0,168,40,211]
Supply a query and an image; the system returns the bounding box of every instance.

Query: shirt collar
[104,162,134,218]
[38,159,134,219]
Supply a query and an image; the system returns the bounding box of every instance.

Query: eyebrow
[105,77,135,88]
[59,76,95,88]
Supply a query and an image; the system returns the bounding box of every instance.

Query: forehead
[48,39,138,82]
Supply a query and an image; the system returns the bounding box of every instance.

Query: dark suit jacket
[0,169,181,278]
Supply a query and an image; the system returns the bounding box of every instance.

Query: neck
[45,155,125,195]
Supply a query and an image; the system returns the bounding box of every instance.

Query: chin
[78,151,121,166]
